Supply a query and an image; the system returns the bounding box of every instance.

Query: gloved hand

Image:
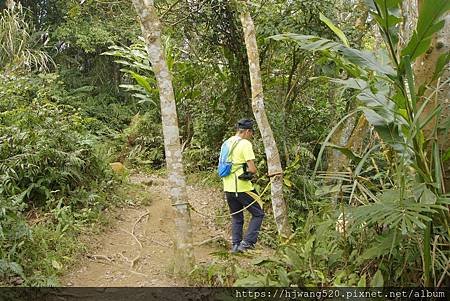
[238,172,254,180]
[238,162,254,181]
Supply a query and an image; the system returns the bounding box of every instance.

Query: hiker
[220,119,265,253]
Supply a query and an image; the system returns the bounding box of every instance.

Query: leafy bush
[0,3,52,73]
[0,73,117,285]
[119,112,165,169]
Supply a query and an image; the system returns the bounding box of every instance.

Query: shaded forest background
[1,0,449,287]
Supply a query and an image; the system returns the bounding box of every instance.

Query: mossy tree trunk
[131,0,194,275]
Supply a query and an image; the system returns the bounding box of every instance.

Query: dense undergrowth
[0,73,117,285]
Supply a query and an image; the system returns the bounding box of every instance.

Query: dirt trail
[61,173,227,287]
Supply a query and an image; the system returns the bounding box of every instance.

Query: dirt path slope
[61,173,226,287]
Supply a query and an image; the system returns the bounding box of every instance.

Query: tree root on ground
[87,254,113,262]
[132,210,150,234]
[194,234,226,246]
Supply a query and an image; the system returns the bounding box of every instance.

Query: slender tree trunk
[399,0,418,49]
[327,114,357,174]
[239,2,291,238]
[131,0,194,275]
[6,0,15,10]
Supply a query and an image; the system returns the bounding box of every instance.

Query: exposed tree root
[87,254,113,262]
[132,210,150,234]
[194,234,226,246]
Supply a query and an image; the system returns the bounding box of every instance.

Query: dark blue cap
[236,119,254,130]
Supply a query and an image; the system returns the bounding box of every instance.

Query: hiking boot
[237,241,254,252]
[231,244,240,253]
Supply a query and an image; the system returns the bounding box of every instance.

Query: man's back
[222,136,255,193]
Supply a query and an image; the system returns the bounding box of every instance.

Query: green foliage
[4,0,447,289]
[51,0,139,53]
[235,0,450,287]
[188,258,238,287]
[120,112,165,168]
[0,72,121,285]
[104,38,233,172]
[103,41,159,106]
[400,0,450,61]
[0,3,52,72]
[319,13,350,47]
[270,34,395,76]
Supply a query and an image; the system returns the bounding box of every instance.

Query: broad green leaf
[270,34,395,75]
[319,13,349,47]
[357,91,394,109]
[370,270,384,287]
[361,107,392,126]
[251,257,280,265]
[0,260,25,278]
[128,71,153,94]
[359,231,397,261]
[315,184,342,197]
[283,178,292,187]
[372,129,405,153]
[420,187,437,205]
[132,93,157,106]
[284,246,303,270]
[358,274,367,287]
[381,189,400,202]
[277,267,290,286]
[68,85,95,94]
[326,143,362,163]
[341,48,395,75]
[330,78,368,90]
[333,270,347,287]
[363,0,376,10]
[360,245,388,261]
[402,0,450,60]
[233,275,266,287]
[431,52,450,82]
[130,61,153,72]
[368,0,402,48]
[442,149,450,162]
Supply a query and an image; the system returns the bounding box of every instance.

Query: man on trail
[222,119,264,253]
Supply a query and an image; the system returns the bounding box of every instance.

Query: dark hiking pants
[225,191,265,246]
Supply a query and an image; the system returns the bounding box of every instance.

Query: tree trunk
[399,0,418,49]
[414,5,450,192]
[131,0,194,275]
[327,113,357,174]
[346,115,370,155]
[6,0,15,10]
[328,113,371,174]
[239,2,291,238]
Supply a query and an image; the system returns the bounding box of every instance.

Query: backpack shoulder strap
[227,137,241,160]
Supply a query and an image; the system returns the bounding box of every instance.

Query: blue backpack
[217,137,241,177]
